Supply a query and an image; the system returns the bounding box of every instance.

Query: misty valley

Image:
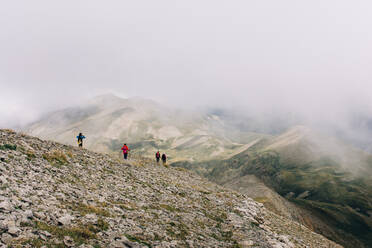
[11,94,370,248]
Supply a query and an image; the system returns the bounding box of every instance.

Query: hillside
[26,94,265,162]
[172,126,372,248]
[0,129,342,247]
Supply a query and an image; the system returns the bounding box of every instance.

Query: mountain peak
[90,93,126,105]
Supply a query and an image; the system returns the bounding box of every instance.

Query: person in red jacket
[121,144,130,160]
[155,151,161,164]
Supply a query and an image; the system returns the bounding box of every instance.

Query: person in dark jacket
[161,153,167,166]
[121,144,130,160]
[155,151,161,164]
[76,133,86,148]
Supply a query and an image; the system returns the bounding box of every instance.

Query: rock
[79,245,94,248]
[278,235,294,247]
[0,130,343,248]
[64,236,75,247]
[0,176,7,184]
[0,221,7,232]
[110,236,143,248]
[24,209,33,219]
[0,201,13,212]
[239,240,254,247]
[297,191,310,199]
[109,241,126,248]
[39,230,52,238]
[7,226,20,236]
[1,233,12,244]
[85,213,98,222]
[285,192,295,199]
[34,211,46,220]
[58,214,74,226]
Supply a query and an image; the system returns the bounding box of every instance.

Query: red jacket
[121,145,130,154]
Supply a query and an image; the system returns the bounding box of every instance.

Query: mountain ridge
[0,129,342,247]
[172,125,372,247]
[25,94,265,163]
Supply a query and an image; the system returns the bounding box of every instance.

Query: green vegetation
[43,150,68,166]
[17,219,109,247]
[0,144,17,150]
[63,201,111,217]
[166,221,189,241]
[172,149,372,248]
[159,204,181,212]
[125,234,152,247]
[26,150,36,160]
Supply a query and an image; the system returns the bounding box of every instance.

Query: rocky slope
[0,129,341,247]
[25,94,264,163]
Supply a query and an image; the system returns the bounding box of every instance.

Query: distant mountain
[26,94,266,162]
[172,126,372,248]
[24,94,372,247]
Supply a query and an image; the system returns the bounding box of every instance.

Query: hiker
[155,151,161,164]
[121,143,130,160]
[76,133,86,148]
[161,153,167,166]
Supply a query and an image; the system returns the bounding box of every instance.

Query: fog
[1,0,372,141]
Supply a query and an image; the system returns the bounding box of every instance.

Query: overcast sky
[1,0,372,127]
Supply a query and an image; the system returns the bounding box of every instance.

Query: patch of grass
[210,230,237,244]
[20,221,33,227]
[159,204,181,212]
[26,150,36,160]
[19,238,64,248]
[0,183,9,190]
[166,221,189,241]
[103,167,115,174]
[0,144,17,150]
[63,202,111,217]
[202,210,227,223]
[66,151,74,158]
[33,221,98,246]
[42,150,68,166]
[254,197,269,204]
[93,243,102,248]
[178,192,187,197]
[96,218,109,231]
[22,219,110,247]
[116,201,138,211]
[125,234,152,247]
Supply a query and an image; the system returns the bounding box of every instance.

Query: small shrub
[0,144,17,151]
[96,218,109,231]
[43,150,68,165]
[66,151,74,158]
[26,151,36,160]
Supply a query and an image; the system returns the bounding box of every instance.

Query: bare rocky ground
[0,129,342,248]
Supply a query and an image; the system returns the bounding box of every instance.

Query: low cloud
[1,0,372,140]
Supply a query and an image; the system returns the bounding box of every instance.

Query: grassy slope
[172,136,372,248]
